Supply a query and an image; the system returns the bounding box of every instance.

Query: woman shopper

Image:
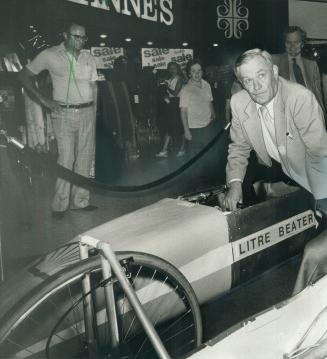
[179,59,216,158]
[156,61,185,158]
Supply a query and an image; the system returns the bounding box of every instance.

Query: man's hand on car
[223,181,243,211]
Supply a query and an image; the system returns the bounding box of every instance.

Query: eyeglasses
[69,33,88,42]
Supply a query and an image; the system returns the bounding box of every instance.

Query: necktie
[260,106,272,123]
[292,58,305,86]
[260,106,275,139]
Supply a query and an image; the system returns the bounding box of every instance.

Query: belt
[59,101,94,109]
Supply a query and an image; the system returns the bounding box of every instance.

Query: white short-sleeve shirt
[27,42,98,104]
[179,79,213,128]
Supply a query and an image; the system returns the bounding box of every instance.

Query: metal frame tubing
[100,253,120,349]
[80,235,171,359]
[99,242,170,359]
[79,243,98,358]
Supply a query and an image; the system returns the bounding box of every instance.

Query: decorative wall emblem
[217,0,249,39]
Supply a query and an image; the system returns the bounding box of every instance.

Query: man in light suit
[224,48,327,212]
[272,26,324,110]
[224,48,327,295]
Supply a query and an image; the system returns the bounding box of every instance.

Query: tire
[0,250,202,359]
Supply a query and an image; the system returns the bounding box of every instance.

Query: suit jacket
[272,53,324,109]
[226,77,327,199]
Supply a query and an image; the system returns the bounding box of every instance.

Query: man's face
[64,25,87,52]
[285,31,303,57]
[238,56,279,105]
[189,64,203,82]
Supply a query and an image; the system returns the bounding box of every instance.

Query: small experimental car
[0,184,320,359]
[75,184,318,304]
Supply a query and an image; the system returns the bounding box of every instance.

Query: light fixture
[147,41,153,46]
[125,37,132,42]
[29,25,34,29]
[99,42,106,47]
[213,43,219,47]
[33,29,37,33]
[182,42,188,47]
[100,34,107,38]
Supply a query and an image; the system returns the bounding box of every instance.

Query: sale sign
[91,47,124,69]
[141,48,193,70]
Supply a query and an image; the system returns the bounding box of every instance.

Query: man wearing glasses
[272,26,324,111]
[20,21,98,218]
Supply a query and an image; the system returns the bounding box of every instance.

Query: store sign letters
[232,210,317,262]
[66,0,174,25]
[141,48,193,70]
[91,47,124,69]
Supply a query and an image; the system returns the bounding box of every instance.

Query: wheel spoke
[0,252,202,359]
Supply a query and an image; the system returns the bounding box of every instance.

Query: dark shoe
[71,205,98,211]
[52,210,66,219]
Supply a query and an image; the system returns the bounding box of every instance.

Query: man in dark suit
[272,26,324,110]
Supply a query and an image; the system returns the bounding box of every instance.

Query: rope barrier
[5,123,230,193]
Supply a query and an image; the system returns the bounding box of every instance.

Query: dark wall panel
[191,0,288,66]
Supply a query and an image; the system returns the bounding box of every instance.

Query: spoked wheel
[0,251,202,359]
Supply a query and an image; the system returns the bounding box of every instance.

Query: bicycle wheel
[0,250,202,359]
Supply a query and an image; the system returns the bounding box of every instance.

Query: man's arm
[167,77,183,97]
[224,96,252,210]
[19,67,61,112]
[293,89,327,156]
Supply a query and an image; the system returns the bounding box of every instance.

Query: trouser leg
[293,228,327,295]
[71,107,95,209]
[188,121,218,158]
[293,197,327,295]
[51,111,76,212]
[316,198,327,217]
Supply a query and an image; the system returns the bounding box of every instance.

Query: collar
[256,97,275,117]
[58,42,85,58]
[189,79,203,88]
[288,54,302,63]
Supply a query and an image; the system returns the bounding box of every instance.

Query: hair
[234,48,273,80]
[63,21,86,34]
[283,25,307,42]
[167,61,184,77]
[185,59,203,78]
